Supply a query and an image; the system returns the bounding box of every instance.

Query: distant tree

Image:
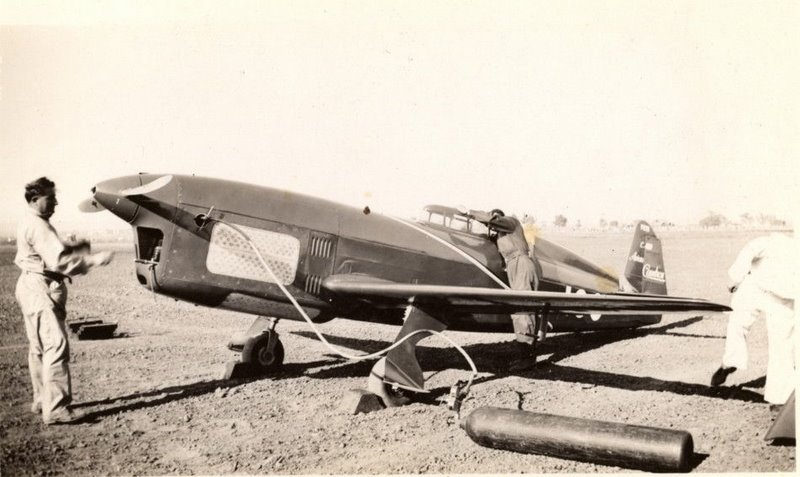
[754,213,787,227]
[553,214,568,227]
[740,212,754,226]
[609,220,619,228]
[699,211,727,228]
[598,218,608,229]
[756,213,773,226]
[655,219,674,228]
[773,218,787,227]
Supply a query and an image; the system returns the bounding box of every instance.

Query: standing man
[710,233,796,409]
[469,208,543,370]
[15,177,114,425]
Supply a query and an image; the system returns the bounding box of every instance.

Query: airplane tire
[241,334,285,373]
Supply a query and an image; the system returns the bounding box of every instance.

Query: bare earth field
[0,229,795,475]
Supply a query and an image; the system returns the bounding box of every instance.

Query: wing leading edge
[323,274,731,315]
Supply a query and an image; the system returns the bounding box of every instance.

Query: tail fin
[623,221,668,295]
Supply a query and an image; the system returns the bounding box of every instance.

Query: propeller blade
[120,175,173,196]
[78,197,106,213]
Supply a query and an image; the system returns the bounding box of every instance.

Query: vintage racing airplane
[79,174,730,405]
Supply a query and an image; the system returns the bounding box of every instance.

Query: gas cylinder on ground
[460,406,693,472]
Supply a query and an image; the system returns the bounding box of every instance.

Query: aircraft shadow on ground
[71,359,333,422]
[71,316,759,421]
[292,315,765,404]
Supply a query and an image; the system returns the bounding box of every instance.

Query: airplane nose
[92,175,142,223]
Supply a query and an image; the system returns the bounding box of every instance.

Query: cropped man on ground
[710,233,796,410]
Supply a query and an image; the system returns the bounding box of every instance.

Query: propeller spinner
[78,197,106,213]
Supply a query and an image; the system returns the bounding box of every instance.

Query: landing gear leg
[342,305,446,414]
[367,358,411,408]
[223,316,285,379]
[241,318,285,373]
[535,305,552,343]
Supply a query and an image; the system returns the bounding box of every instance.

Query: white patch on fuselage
[206,223,299,285]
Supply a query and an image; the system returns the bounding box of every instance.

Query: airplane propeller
[77,174,173,213]
[120,175,173,196]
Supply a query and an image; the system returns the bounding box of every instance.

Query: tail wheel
[241,333,285,373]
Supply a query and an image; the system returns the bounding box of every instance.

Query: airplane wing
[323,274,731,315]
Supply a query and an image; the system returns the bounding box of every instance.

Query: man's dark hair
[490,208,505,217]
[24,177,56,203]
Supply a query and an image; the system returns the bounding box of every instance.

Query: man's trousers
[722,276,795,404]
[15,272,72,421]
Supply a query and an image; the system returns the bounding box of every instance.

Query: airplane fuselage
[94,174,659,333]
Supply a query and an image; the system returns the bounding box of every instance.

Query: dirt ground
[0,229,795,475]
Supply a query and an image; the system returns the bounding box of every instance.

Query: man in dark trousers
[469,208,543,371]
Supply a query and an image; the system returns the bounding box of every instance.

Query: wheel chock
[341,389,385,415]
[765,391,795,442]
[67,319,104,333]
[67,318,118,340]
[76,323,118,340]
[222,361,258,380]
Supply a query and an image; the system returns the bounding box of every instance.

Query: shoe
[44,410,80,426]
[31,401,42,414]
[710,366,737,387]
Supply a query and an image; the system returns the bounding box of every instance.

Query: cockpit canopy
[419,205,489,235]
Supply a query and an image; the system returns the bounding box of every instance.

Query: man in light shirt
[710,233,796,408]
[15,177,114,425]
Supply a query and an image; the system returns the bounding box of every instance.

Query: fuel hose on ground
[203,216,478,405]
[200,217,697,472]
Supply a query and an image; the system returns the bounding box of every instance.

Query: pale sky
[1,1,798,234]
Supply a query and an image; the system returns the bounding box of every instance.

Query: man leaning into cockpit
[466,208,544,371]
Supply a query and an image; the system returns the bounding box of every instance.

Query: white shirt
[15,207,91,276]
[728,234,797,300]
